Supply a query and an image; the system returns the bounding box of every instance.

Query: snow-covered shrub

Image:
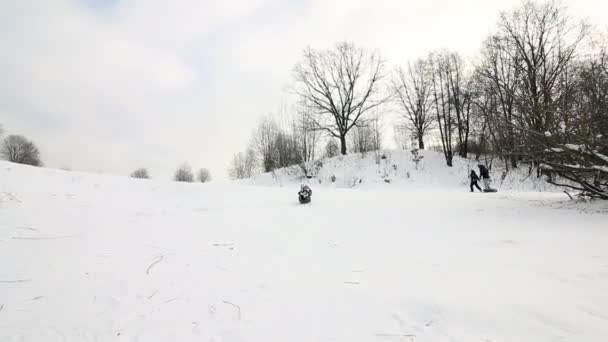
[131,168,150,179]
[197,168,211,183]
[410,146,424,170]
[174,164,194,182]
[1,135,42,166]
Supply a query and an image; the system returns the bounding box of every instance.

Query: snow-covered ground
[1,158,608,342]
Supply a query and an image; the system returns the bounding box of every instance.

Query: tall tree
[428,51,455,167]
[294,42,388,155]
[393,59,434,149]
[445,53,474,158]
[475,35,521,169]
[498,0,588,137]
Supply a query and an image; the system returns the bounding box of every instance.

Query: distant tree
[1,135,42,166]
[369,113,383,151]
[131,168,150,179]
[228,149,256,180]
[349,125,374,153]
[252,117,279,172]
[294,41,388,155]
[294,110,320,163]
[325,139,339,158]
[174,163,194,182]
[197,168,211,183]
[393,124,410,150]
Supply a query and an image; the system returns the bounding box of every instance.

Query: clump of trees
[386,1,606,198]
[228,42,390,180]
[228,1,607,198]
[471,1,606,198]
[1,134,42,166]
[228,149,257,180]
[174,163,194,182]
[130,168,150,179]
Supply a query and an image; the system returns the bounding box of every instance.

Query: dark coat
[478,165,490,179]
[470,170,480,182]
[298,186,312,204]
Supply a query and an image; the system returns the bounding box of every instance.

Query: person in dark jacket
[298,184,312,204]
[478,164,491,190]
[470,170,482,192]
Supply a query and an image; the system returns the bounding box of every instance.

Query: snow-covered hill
[1,160,607,342]
[248,149,559,192]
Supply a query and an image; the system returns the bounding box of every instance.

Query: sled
[483,188,498,193]
[298,196,311,204]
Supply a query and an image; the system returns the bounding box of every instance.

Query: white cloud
[1,0,606,179]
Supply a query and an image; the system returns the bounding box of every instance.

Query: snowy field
[1,160,608,342]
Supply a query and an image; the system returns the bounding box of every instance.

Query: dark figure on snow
[478,164,491,190]
[470,170,482,192]
[298,184,312,204]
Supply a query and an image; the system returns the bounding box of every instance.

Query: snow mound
[248,149,559,192]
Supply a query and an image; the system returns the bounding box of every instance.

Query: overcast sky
[1,0,606,180]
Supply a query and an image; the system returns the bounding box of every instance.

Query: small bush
[131,168,150,179]
[174,164,194,182]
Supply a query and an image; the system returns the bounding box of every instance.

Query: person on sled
[470,169,482,192]
[298,184,312,204]
[478,164,492,191]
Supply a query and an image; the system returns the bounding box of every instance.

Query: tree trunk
[446,151,453,167]
[510,154,518,169]
[459,142,468,158]
[340,135,347,155]
[418,136,425,150]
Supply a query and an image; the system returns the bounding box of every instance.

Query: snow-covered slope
[1,160,608,342]
[248,149,559,192]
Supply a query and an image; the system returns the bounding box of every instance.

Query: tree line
[130,165,211,183]
[229,0,608,199]
[0,124,211,183]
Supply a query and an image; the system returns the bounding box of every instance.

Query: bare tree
[174,163,194,182]
[251,114,303,172]
[349,125,374,153]
[252,117,279,172]
[498,0,588,137]
[393,59,434,149]
[428,51,456,166]
[228,149,256,180]
[294,110,320,163]
[475,35,521,169]
[393,124,410,150]
[130,168,150,179]
[349,113,383,153]
[369,112,383,152]
[294,41,388,155]
[197,168,211,183]
[1,135,42,166]
[445,53,474,158]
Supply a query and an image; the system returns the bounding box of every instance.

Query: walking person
[478,164,492,191]
[470,169,482,192]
